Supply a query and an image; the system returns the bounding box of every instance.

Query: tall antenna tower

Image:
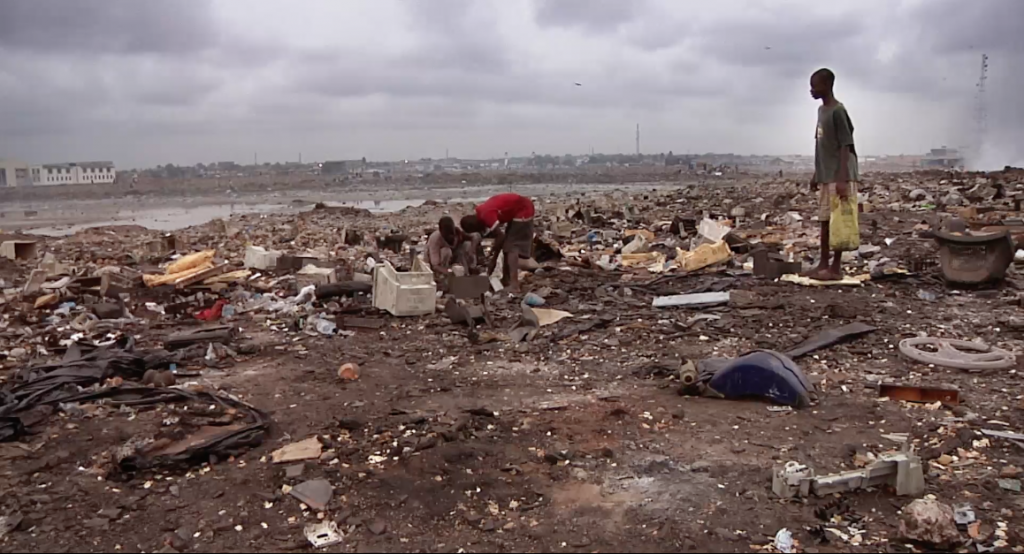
[635,123,640,156]
[974,53,989,161]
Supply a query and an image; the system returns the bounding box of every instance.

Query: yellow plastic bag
[829,193,860,252]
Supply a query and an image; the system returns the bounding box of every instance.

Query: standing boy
[459,193,535,293]
[806,67,859,281]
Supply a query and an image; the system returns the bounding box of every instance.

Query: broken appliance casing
[372,259,436,317]
[772,451,925,499]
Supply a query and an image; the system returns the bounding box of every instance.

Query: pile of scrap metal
[67,386,269,476]
[0,336,269,475]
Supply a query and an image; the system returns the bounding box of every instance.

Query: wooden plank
[175,263,230,289]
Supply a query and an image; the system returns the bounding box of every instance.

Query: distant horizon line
[117,150,947,170]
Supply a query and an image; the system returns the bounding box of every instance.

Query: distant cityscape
[0,147,966,188]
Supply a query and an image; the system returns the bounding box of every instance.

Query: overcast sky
[0,0,1021,169]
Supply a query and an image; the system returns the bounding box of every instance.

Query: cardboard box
[1,240,37,261]
[296,265,337,289]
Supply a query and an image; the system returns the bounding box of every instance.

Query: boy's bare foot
[805,268,842,281]
[801,266,829,278]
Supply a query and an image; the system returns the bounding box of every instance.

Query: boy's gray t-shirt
[814,102,859,183]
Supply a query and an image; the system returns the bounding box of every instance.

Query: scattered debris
[372,259,436,316]
[271,438,323,464]
[0,513,24,538]
[997,479,1021,492]
[784,322,877,358]
[899,499,962,549]
[366,518,388,536]
[697,350,815,408]
[0,240,37,261]
[530,307,573,326]
[305,521,344,548]
[780,274,865,287]
[878,383,960,406]
[934,229,1014,284]
[652,292,730,309]
[338,362,360,381]
[954,504,977,525]
[289,479,333,511]
[773,449,925,498]
[899,338,1016,371]
[774,528,794,554]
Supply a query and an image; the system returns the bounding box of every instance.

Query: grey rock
[366,518,387,536]
[942,192,964,206]
[714,527,738,541]
[690,461,712,473]
[289,479,333,511]
[899,499,961,548]
[83,518,109,530]
[319,451,338,463]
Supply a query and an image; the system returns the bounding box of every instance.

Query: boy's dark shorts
[503,219,534,258]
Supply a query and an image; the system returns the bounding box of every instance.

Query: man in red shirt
[460,193,535,292]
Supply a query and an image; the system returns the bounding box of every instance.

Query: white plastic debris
[308,316,337,336]
[698,218,731,242]
[652,292,730,309]
[774,528,794,553]
[953,504,976,525]
[305,521,343,548]
[291,285,317,304]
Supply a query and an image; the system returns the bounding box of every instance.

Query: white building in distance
[0,159,32,187]
[31,161,116,185]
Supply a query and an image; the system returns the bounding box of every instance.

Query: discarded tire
[899,337,1015,371]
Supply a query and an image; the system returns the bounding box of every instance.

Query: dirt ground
[2,170,1024,553]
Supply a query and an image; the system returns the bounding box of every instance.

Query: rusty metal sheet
[879,383,960,406]
[448,275,490,299]
[340,317,386,330]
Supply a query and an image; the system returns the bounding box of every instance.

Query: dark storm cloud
[905,0,1024,55]
[1,0,1020,167]
[0,0,246,144]
[694,15,874,78]
[533,0,649,33]
[0,0,220,55]
[403,0,510,73]
[289,48,729,114]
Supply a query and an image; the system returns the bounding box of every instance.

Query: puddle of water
[20,183,670,237]
[24,198,454,237]
[325,198,489,212]
[27,204,290,237]
[329,199,427,212]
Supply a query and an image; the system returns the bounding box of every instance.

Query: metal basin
[933,229,1014,284]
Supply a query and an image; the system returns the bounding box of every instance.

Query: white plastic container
[372,259,436,316]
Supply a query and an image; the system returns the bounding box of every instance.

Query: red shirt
[475,194,535,233]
